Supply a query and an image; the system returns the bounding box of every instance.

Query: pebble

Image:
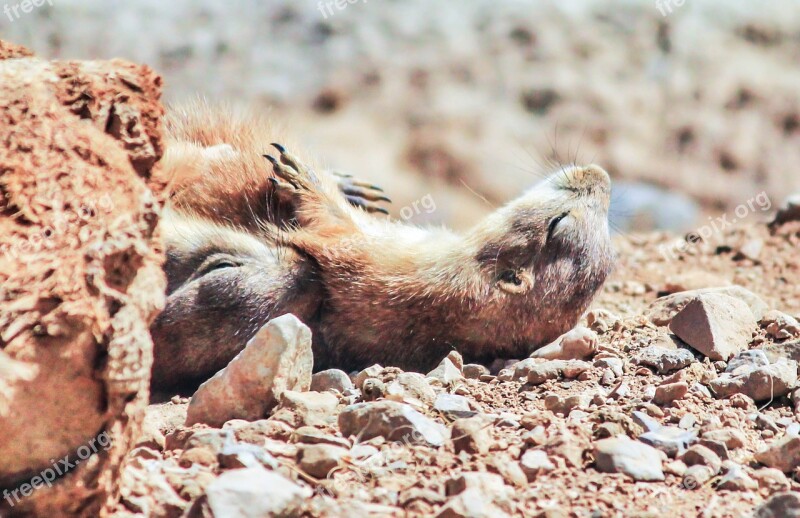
[716,460,757,491]
[653,381,689,406]
[185,314,313,427]
[310,369,353,393]
[754,434,800,473]
[639,426,696,458]
[203,467,310,518]
[451,416,491,454]
[681,444,721,474]
[434,393,476,419]
[386,372,437,406]
[529,326,597,361]
[752,468,791,495]
[296,443,348,479]
[682,465,713,490]
[761,310,800,340]
[338,401,448,446]
[427,357,463,385]
[463,364,490,379]
[635,346,696,374]
[593,437,665,481]
[354,364,384,389]
[526,360,592,385]
[586,309,622,334]
[271,390,338,427]
[544,393,591,415]
[519,449,556,480]
[669,293,756,361]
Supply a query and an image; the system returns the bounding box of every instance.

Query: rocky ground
[111,203,800,518]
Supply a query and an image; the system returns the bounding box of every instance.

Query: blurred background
[3,0,800,232]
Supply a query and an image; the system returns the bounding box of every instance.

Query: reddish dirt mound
[0,41,165,516]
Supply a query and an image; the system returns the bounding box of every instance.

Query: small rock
[434,393,476,419]
[701,428,746,449]
[586,309,621,333]
[653,381,689,406]
[727,349,771,374]
[519,449,555,480]
[450,416,491,455]
[272,390,338,427]
[297,443,348,479]
[463,364,490,379]
[311,369,353,393]
[763,340,800,364]
[218,442,278,470]
[761,310,800,340]
[635,346,696,374]
[709,359,798,402]
[338,401,448,446]
[526,360,592,385]
[716,461,757,491]
[771,193,800,226]
[435,488,511,518]
[292,426,350,448]
[681,444,721,474]
[639,426,696,458]
[544,393,591,415]
[361,378,386,401]
[754,434,800,473]
[354,364,384,389]
[669,293,756,361]
[594,437,665,481]
[594,357,624,377]
[427,358,463,385]
[530,326,597,361]
[186,314,313,427]
[179,446,218,469]
[445,471,511,498]
[385,372,437,405]
[697,439,729,461]
[204,467,310,518]
[753,492,800,518]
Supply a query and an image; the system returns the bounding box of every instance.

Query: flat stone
[635,346,696,374]
[526,360,592,385]
[463,364,490,379]
[204,467,310,518]
[519,449,555,480]
[427,358,463,385]
[271,390,338,427]
[338,401,448,446]
[639,426,696,458]
[653,381,689,406]
[669,293,756,361]
[594,437,665,481]
[385,372,437,405]
[680,444,721,474]
[451,416,491,455]
[434,393,476,419]
[186,314,313,427]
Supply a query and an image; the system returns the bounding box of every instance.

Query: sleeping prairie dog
[151,100,615,390]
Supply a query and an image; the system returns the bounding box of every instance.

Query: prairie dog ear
[497,268,534,295]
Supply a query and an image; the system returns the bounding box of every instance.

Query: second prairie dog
[151,101,615,390]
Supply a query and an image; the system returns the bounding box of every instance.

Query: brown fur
[151,102,615,390]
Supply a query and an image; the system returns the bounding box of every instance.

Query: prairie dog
[151,101,615,390]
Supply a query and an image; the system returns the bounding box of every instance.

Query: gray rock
[594,437,665,481]
[763,340,800,364]
[385,372,437,405]
[205,467,310,518]
[186,314,313,427]
[681,444,721,474]
[648,286,767,326]
[310,369,353,393]
[354,364,383,389]
[669,293,757,361]
[218,442,278,470]
[434,393,476,419]
[709,359,798,402]
[653,381,689,406]
[427,357,463,385]
[727,349,771,374]
[529,326,597,361]
[755,435,800,473]
[338,401,448,446]
[716,460,757,491]
[635,346,696,374]
[682,464,713,490]
[754,492,800,518]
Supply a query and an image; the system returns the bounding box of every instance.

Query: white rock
[530,326,597,360]
[186,314,313,427]
[594,437,665,481]
[205,467,310,518]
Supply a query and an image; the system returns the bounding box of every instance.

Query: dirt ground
[111,215,800,518]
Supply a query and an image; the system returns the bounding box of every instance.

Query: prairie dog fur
[151,101,615,390]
